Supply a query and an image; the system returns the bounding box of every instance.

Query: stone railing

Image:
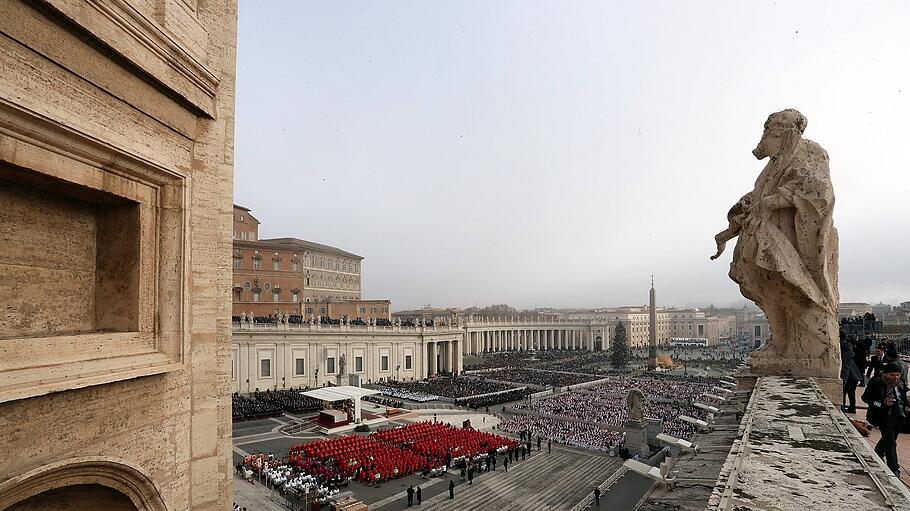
[231,321,463,334]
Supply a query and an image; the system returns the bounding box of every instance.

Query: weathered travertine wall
[0,0,237,509]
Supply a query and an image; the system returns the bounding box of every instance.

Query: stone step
[426,448,618,511]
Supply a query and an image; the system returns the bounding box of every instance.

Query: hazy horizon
[235,1,910,311]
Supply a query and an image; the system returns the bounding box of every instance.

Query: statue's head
[753,108,807,160]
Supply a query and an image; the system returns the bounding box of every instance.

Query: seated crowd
[277,422,518,487]
[498,415,623,451]
[233,389,325,421]
[241,453,342,503]
[483,368,600,387]
[499,373,718,447]
[379,376,517,399]
[455,387,533,409]
[375,385,439,402]
[252,389,322,414]
[290,435,424,485]
[232,393,282,422]
[372,421,518,467]
[363,395,404,408]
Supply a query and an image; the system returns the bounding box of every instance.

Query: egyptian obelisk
[648,276,658,370]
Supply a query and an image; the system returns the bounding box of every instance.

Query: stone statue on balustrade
[711,109,840,377]
[238,312,246,324]
[339,353,347,375]
[626,388,645,424]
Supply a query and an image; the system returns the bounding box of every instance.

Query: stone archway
[8,484,137,511]
[0,458,167,511]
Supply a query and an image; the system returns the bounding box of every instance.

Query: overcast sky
[234,1,910,311]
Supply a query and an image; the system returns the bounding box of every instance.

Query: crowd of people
[372,421,518,467]
[232,389,324,421]
[483,368,600,387]
[455,388,533,409]
[840,333,910,477]
[256,421,519,489]
[496,373,719,449]
[251,389,322,414]
[497,415,624,451]
[290,435,425,485]
[240,453,342,504]
[378,376,517,399]
[374,385,439,402]
[232,393,282,422]
[363,395,405,408]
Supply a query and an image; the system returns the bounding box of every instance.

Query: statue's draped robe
[731,139,839,359]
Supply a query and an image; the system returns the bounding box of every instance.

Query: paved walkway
[416,445,619,510]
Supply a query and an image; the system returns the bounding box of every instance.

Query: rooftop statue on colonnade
[711,109,840,377]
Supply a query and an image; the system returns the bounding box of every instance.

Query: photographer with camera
[862,362,910,476]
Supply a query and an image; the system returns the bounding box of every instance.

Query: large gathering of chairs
[290,435,424,485]
[275,421,518,487]
[371,421,519,467]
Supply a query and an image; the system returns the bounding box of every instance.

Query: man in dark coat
[407,485,414,506]
[862,362,909,476]
[867,344,886,381]
[853,337,869,386]
[449,479,455,499]
[416,486,422,505]
[841,335,863,413]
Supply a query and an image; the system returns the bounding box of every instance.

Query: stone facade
[232,316,611,391]
[569,307,726,347]
[0,1,236,509]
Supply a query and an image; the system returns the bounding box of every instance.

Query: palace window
[253,258,261,270]
[381,356,389,372]
[355,356,364,372]
[260,358,271,378]
[292,260,299,272]
[252,291,260,302]
[233,256,242,268]
[405,355,412,370]
[292,291,299,302]
[273,259,280,270]
[272,290,280,302]
[326,357,336,374]
[295,358,305,376]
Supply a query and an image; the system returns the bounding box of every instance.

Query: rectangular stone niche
[0,166,140,340]
[0,156,183,404]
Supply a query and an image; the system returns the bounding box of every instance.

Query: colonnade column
[428,342,436,375]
